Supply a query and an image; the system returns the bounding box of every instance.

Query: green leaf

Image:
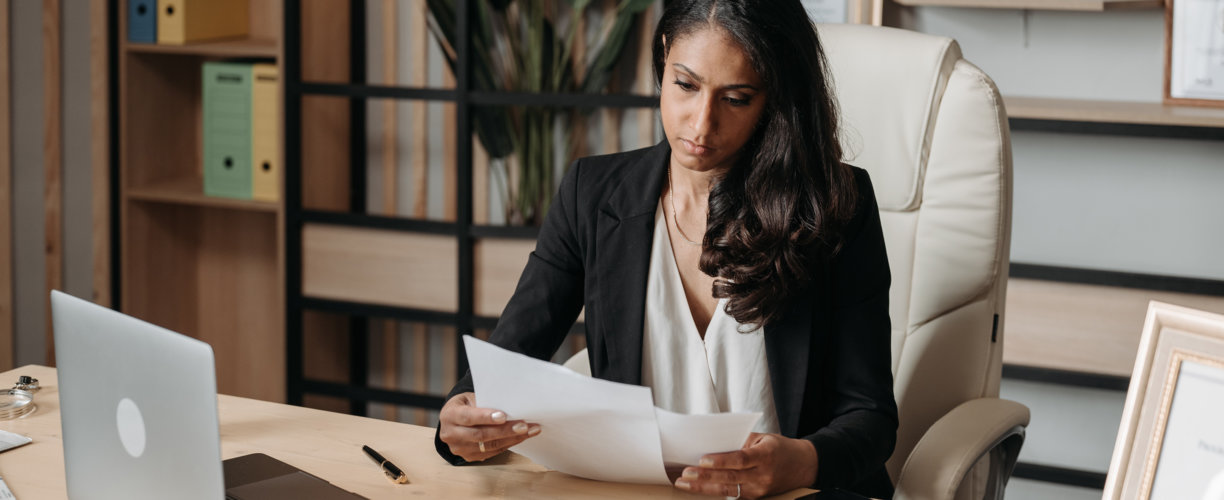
[617,0,655,14]
[580,15,634,93]
[564,0,593,12]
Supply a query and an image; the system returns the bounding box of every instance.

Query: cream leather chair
[564,23,1028,500]
[818,23,1028,500]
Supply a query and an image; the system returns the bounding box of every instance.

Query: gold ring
[478,441,486,453]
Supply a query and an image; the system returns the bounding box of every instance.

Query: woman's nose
[690,98,716,136]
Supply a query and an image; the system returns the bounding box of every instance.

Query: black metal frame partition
[283,0,659,414]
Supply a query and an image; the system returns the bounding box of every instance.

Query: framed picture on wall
[1103,302,1224,500]
[803,0,878,25]
[1165,0,1224,107]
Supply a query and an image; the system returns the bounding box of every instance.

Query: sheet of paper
[464,337,671,485]
[0,430,31,454]
[655,408,761,467]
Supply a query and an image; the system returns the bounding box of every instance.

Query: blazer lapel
[593,141,670,386]
[765,289,813,438]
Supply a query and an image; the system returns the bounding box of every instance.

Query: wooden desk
[0,366,813,499]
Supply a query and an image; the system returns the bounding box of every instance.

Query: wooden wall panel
[411,2,428,220]
[89,0,109,308]
[43,0,62,365]
[122,203,201,337]
[197,210,282,401]
[303,225,458,311]
[473,239,535,318]
[1004,278,1224,377]
[379,0,400,422]
[248,0,282,42]
[0,0,12,370]
[300,0,350,212]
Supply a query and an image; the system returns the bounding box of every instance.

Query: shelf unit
[283,0,657,415]
[877,0,1224,492]
[890,0,1162,11]
[1005,96,1224,128]
[115,0,286,402]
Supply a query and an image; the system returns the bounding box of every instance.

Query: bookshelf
[1004,96,1224,128]
[889,0,1163,12]
[115,0,349,403]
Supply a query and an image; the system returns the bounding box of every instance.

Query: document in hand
[463,336,761,485]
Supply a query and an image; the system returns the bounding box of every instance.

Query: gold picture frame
[1103,302,1224,500]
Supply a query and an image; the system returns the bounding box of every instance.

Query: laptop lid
[52,290,225,500]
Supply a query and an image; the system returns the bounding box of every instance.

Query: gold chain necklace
[667,166,703,247]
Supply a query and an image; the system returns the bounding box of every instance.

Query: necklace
[667,166,703,247]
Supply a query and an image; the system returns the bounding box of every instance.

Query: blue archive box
[128,0,157,43]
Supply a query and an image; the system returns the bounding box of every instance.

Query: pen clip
[383,467,408,484]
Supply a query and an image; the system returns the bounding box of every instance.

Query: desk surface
[0,366,812,499]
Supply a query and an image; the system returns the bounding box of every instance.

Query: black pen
[362,445,409,484]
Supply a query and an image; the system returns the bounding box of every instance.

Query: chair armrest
[895,398,1030,500]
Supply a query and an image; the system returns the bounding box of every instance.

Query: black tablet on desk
[224,453,365,500]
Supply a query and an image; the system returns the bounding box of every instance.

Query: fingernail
[512,422,528,434]
[699,458,714,468]
[490,411,506,423]
[681,468,698,480]
[675,480,691,490]
[528,426,542,436]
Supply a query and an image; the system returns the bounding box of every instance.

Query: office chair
[564,23,1028,500]
[817,23,1027,500]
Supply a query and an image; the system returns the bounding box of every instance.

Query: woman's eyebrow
[672,63,759,91]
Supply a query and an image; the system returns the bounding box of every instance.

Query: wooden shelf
[124,37,279,58]
[1004,96,1224,128]
[891,0,1161,11]
[125,176,279,213]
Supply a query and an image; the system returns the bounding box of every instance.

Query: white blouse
[640,203,781,435]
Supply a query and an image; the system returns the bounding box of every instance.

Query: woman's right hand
[438,392,541,462]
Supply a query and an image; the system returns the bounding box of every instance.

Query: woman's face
[660,27,768,175]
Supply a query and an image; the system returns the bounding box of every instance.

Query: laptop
[51,291,363,500]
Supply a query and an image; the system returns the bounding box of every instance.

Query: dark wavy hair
[653,0,859,328]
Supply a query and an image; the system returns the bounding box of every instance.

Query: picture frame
[1164,0,1224,107]
[1103,302,1224,500]
[803,0,879,25]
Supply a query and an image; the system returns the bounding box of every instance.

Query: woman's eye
[726,96,750,106]
[673,80,697,92]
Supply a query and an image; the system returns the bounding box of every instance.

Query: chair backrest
[817,23,1013,480]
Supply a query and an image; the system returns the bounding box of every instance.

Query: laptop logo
[116,398,147,458]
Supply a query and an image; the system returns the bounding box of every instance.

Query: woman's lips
[681,138,714,156]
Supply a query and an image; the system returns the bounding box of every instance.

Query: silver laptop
[52,290,225,499]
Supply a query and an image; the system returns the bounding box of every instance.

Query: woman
[436,1,897,498]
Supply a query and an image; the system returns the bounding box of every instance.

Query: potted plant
[427,0,655,225]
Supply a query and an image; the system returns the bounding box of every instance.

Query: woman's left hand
[673,433,819,499]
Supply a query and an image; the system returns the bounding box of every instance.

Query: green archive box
[203,61,253,199]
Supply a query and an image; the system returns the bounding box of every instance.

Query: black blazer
[436,141,898,498]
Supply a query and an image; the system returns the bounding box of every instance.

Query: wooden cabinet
[116,1,286,402]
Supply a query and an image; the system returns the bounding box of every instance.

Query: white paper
[655,408,761,466]
[0,430,30,453]
[465,336,670,485]
[464,337,763,485]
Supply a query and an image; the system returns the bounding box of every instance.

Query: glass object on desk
[0,390,34,420]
